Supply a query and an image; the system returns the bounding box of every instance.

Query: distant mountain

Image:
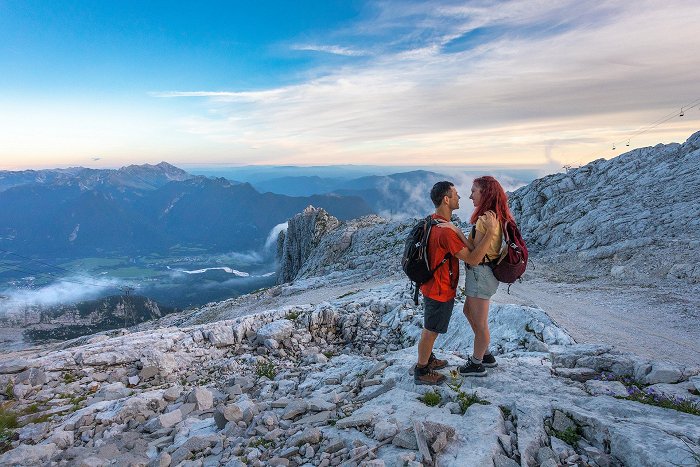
[0,163,374,259]
[0,161,192,192]
[15,295,178,343]
[253,176,346,196]
[331,170,451,218]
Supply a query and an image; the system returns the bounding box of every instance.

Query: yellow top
[474,216,503,262]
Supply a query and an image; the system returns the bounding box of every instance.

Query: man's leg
[463,301,476,332]
[417,328,439,366]
[466,296,490,360]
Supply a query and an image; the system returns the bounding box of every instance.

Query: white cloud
[0,277,124,316]
[153,0,700,167]
[291,44,369,57]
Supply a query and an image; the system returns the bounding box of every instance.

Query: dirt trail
[491,276,700,368]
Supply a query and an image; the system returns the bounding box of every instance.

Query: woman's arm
[453,211,498,266]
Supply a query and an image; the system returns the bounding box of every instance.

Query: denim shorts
[423,296,455,334]
[464,264,499,299]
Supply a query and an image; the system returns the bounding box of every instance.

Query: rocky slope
[509,130,700,285]
[2,133,700,466]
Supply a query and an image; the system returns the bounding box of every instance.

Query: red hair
[469,176,515,225]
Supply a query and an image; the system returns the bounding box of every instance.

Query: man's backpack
[402,216,450,305]
[490,219,528,286]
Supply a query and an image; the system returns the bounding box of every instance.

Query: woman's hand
[435,222,459,232]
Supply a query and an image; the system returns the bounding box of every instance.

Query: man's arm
[453,211,498,266]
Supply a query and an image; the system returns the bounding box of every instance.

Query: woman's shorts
[464,264,499,299]
[423,296,454,334]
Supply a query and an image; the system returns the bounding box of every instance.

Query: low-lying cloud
[0,276,125,317]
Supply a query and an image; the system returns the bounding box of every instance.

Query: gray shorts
[423,296,455,334]
[465,264,499,299]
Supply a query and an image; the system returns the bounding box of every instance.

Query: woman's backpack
[490,219,528,285]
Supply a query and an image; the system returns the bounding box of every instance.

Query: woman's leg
[466,296,490,360]
[462,300,476,332]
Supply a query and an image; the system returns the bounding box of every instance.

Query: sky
[1,0,699,171]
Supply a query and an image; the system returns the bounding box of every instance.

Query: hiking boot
[414,364,446,385]
[481,353,498,368]
[458,357,487,377]
[428,352,448,370]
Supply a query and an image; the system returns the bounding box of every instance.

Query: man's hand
[480,211,498,233]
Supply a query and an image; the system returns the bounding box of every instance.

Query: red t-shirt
[419,214,465,302]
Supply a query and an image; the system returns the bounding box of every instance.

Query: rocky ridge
[509,130,700,285]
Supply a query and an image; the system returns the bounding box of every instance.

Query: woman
[442,176,513,376]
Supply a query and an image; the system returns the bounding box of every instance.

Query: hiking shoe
[482,353,498,368]
[458,358,487,377]
[414,364,446,385]
[427,352,448,370]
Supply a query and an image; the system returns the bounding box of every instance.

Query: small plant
[322,351,334,359]
[249,437,275,449]
[62,372,77,384]
[69,394,87,411]
[22,404,40,415]
[336,290,359,299]
[599,372,700,416]
[500,405,512,418]
[447,371,490,414]
[418,390,442,407]
[256,361,276,380]
[4,382,13,400]
[285,310,301,320]
[0,405,19,454]
[554,426,581,446]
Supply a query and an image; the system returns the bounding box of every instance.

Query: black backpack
[402,216,451,305]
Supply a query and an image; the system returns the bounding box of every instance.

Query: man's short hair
[430,181,454,207]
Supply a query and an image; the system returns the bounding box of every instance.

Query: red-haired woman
[441,176,512,376]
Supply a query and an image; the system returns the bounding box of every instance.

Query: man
[414,181,498,385]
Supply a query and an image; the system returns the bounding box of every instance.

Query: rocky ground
[1,133,699,466]
[1,275,699,466]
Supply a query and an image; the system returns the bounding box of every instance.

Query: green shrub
[554,426,580,446]
[418,390,442,407]
[447,372,490,414]
[256,361,276,380]
[285,311,300,320]
[0,405,19,454]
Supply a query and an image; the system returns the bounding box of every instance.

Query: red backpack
[490,219,528,285]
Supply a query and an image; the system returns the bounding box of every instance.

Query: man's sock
[470,355,483,365]
[484,349,492,356]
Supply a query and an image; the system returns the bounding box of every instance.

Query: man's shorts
[465,264,499,299]
[423,296,455,334]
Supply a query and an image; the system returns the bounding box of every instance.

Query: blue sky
[1,0,699,170]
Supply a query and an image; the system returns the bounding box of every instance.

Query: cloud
[291,44,369,57]
[153,0,700,167]
[264,223,288,251]
[0,276,124,316]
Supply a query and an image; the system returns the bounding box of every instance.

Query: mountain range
[0,163,373,259]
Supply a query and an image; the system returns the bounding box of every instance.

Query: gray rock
[334,411,374,429]
[214,404,243,429]
[585,380,629,397]
[537,446,558,464]
[642,362,684,384]
[373,420,398,441]
[257,320,295,342]
[282,400,308,420]
[0,442,58,466]
[493,454,519,467]
[188,387,214,410]
[552,410,576,433]
[392,428,418,450]
[289,427,322,446]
